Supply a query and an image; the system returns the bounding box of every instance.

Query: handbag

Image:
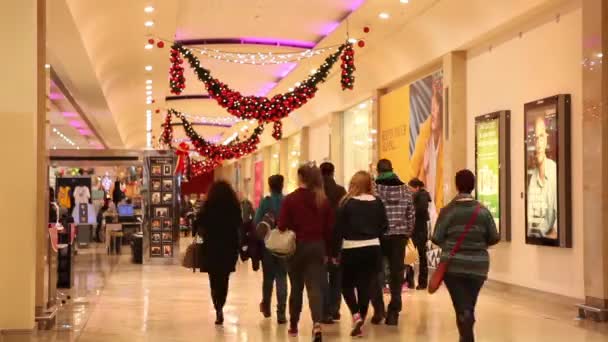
[255,196,278,240]
[264,229,296,258]
[181,235,205,271]
[428,204,482,294]
[405,239,419,265]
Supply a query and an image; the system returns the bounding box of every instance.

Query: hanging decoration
[272,121,283,140]
[174,142,190,176]
[341,43,355,90]
[161,109,270,163]
[188,157,221,177]
[169,41,355,123]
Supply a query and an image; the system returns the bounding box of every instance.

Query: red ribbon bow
[175,142,190,175]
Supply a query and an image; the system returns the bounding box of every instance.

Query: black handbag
[182,236,205,272]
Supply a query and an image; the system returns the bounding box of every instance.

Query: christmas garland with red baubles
[168,41,355,123]
[161,109,270,162]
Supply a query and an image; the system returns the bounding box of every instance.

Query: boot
[259,301,271,318]
[371,309,385,325]
[277,305,287,324]
[456,310,475,342]
[215,310,224,325]
[385,310,399,326]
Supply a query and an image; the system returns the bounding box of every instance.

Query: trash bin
[131,233,143,264]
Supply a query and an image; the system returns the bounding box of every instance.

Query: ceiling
[46,0,565,151]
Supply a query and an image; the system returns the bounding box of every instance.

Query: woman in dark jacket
[332,171,388,337]
[431,170,500,342]
[195,180,242,325]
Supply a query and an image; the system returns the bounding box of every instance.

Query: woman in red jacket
[278,164,333,342]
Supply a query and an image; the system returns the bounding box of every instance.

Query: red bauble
[363,26,370,33]
[358,40,366,48]
[155,109,160,114]
[157,41,165,48]
[148,38,155,44]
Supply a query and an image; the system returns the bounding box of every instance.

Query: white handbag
[264,229,296,258]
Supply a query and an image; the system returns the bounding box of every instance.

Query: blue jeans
[262,249,288,315]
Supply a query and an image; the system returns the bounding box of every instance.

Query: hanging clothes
[73,185,91,204]
[58,186,71,209]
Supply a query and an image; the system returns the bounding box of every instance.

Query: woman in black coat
[195,180,242,325]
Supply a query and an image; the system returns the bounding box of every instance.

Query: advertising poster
[379,70,443,268]
[475,117,500,230]
[379,70,444,218]
[253,161,264,208]
[525,98,560,242]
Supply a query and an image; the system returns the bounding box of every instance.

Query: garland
[169,41,355,123]
[161,109,267,162]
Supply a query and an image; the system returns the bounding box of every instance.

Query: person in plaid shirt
[372,159,415,326]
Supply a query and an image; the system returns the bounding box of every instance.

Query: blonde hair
[340,171,373,206]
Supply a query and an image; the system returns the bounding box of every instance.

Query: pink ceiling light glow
[78,129,93,136]
[69,120,85,128]
[62,111,78,118]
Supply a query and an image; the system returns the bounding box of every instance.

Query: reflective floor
[12,241,608,342]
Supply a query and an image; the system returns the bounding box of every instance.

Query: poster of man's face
[525,101,559,241]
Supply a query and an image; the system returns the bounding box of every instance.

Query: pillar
[279,138,289,179]
[579,0,608,320]
[0,0,45,333]
[299,126,310,164]
[442,51,468,200]
[330,112,344,183]
[261,147,271,195]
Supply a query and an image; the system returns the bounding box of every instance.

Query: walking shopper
[432,169,499,342]
[194,181,242,325]
[408,178,432,290]
[254,175,288,324]
[373,159,416,326]
[319,162,347,323]
[332,171,388,337]
[278,164,333,342]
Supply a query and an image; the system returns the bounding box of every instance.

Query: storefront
[270,143,280,176]
[308,117,330,166]
[342,99,373,186]
[286,133,302,192]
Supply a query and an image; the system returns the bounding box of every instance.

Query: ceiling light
[400,0,409,3]
[379,12,390,19]
[144,6,154,13]
[146,91,152,95]
[146,80,152,84]
[144,20,154,27]
[44,64,50,69]
[146,100,152,104]
[597,53,604,58]
[348,38,358,44]
[145,44,153,49]
[310,69,317,75]
[359,103,367,109]
[288,87,294,92]
[145,65,153,71]
[146,96,152,101]
[146,109,152,115]
[146,85,152,90]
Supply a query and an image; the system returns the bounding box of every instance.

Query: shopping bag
[405,239,419,265]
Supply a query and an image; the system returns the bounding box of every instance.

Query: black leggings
[341,246,382,319]
[209,272,231,312]
[444,273,485,342]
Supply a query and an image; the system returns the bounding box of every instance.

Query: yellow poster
[379,71,444,214]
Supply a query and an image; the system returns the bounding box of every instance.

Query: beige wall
[308,117,330,165]
[466,6,584,298]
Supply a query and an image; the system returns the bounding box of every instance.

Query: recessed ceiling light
[146,85,152,90]
[145,44,153,49]
[144,6,154,13]
[379,12,390,19]
[146,80,152,84]
[597,53,604,58]
[400,0,409,3]
[44,64,50,69]
[348,38,358,44]
[144,20,154,27]
[146,91,152,95]
[146,96,152,101]
[145,65,153,71]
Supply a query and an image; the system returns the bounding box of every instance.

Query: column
[370,90,385,173]
[261,147,271,195]
[279,138,289,178]
[0,0,45,333]
[579,0,608,320]
[330,112,344,183]
[442,51,467,200]
[299,126,310,164]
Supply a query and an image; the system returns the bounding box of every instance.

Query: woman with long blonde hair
[332,171,388,337]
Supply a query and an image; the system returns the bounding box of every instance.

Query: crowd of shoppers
[193,159,499,342]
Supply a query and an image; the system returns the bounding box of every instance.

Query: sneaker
[312,324,323,342]
[288,323,298,336]
[350,313,364,337]
[259,302,271,318]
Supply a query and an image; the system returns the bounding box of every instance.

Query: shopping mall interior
[2,0,608,341]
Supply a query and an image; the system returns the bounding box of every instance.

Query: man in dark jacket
[319,162,347,323]
[373,159,415,326]
[407,178,431,290]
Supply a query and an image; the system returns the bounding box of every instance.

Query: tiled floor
[12,242,608,342]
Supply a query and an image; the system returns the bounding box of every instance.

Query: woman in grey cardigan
[432,169,500,342]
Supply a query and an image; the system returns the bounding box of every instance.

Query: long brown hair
[297,164,326,208]
[340,171,373,206]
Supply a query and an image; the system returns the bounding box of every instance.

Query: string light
[52,127,76,146]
